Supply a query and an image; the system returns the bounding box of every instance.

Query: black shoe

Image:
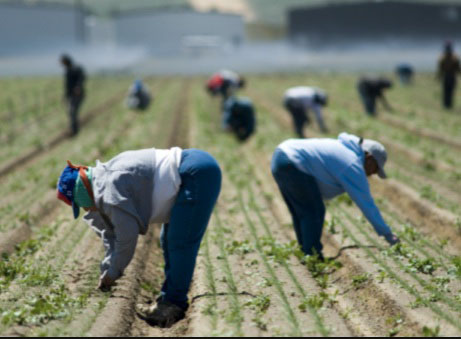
[144,300,185,328]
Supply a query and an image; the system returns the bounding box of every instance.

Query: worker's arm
[379,93,393,112]
[103,207,139,282]
[311,104,328,133]
[87,207,139,291]
[338,163,399,245]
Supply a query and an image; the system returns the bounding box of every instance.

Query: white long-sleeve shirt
[284,86,327,131]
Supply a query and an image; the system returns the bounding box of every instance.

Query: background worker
[271,132,399,259]
[206,69,246,99]
[437,41,461,109]
[56,147,222,327]
[126,79,152,111]
[357,76,393,116]
[395,63,414,85]
[60,54,86,136]
[222,96,256,142]
[283,86,329,138]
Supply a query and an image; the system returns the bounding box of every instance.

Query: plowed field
[0,73,459,336]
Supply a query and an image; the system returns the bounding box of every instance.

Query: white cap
[361,139,388,179]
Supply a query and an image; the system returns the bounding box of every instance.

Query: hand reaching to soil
[384,233,400,246]
[98,270,115,291]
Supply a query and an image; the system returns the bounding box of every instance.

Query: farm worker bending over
[437,41,461,109]
[222,96,256,142]
[60,54,86,136]
[395,63,414,85]
[56,147,222,327]
[126,79,152,111]
[283,86,329,138]
[271,133,400,259]
[206,69,246,99]
[357,76,393,116]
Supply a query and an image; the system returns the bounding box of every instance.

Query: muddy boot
[144,300,185,328]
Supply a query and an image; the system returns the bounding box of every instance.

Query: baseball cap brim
[378,167,387,179]
[72,201,80,219]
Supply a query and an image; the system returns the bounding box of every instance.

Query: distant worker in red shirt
[206,69,246,99]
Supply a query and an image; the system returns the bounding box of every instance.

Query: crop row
[246,76,461,218]
[0,78,186,336]
[0,76,129,168]
[186,80,460,336]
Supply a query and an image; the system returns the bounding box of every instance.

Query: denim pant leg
[271,149,325,255]
[161,149,221,310]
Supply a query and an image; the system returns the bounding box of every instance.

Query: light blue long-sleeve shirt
[278,132,392,236]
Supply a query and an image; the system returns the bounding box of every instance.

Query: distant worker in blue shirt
[395,63,414,85]
[271,133,400,259]
[222,96,256,142]
[126,79,152,111]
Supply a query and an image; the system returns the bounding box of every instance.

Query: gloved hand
[384,233,400,246]
[98,270,115,291]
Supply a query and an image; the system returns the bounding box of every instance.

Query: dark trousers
[271,149,325,256]
[284,98,309,138]
[160,149,222,310]
[443,76,456,109]
[357,84,376,116]
[67,95,83,135]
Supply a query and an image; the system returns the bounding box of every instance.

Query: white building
[0,0,86,56]
[112,9,245,55]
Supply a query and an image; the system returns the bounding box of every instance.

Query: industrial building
[288,1,461,47]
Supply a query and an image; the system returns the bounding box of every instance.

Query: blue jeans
[271,149,325,256]
[160,149,221,310]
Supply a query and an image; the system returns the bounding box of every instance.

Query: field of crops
[0,72,460,336]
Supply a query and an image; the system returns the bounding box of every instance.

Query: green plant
[245,294,271,314]
[260,238,303,264]
[407,257,438,275]
[226,240,254,256]
[450,256,461,278]
[351,274,369,289]
[1,284,86,326]
[326,217,338,235]
[386,315,404,337]
[422,325,440,337]
[303,255,342,289]
[298,291,330,312]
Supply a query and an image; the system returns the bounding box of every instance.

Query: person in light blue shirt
[271,132,399,259]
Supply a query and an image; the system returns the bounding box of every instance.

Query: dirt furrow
[379,114,461,150]
[244,149,457,336]
[0,87,126,179]
[252,94,460,246]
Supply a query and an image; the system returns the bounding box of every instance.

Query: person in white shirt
[283,86,329,138]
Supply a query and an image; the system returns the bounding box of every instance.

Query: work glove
[383,233,400,246]
[98,270,115,291]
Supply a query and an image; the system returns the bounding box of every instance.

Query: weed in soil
[422,325,441,337]
[351,273,370,290]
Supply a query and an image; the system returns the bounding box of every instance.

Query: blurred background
[1,0,461,75]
